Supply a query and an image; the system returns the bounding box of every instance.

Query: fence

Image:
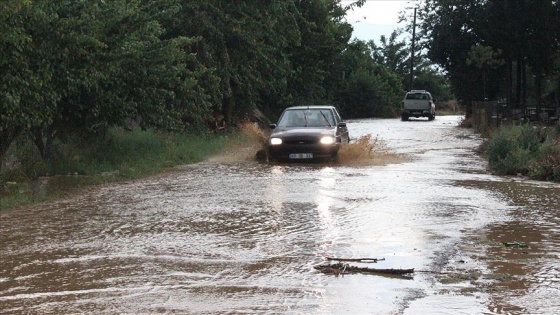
[471,101,559,131]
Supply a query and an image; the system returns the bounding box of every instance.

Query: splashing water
[209,124,406,166]
[239,121,269,146]
[337,134,407,166]
[207,122,269,163]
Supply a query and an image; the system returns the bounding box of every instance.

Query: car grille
[284,139,317,145]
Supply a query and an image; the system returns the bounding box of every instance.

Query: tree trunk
[506,57,513,110]
[522,59,527,107]
[223,78,236,126]
[535,71,543,122]
[465,99,473,119]
[223,89,233,127]
[31,124,55,164]
[0,127,23,172]
[516,54,523,108]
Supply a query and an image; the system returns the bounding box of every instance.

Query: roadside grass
[1,127,247,210]
[484,122,560,182]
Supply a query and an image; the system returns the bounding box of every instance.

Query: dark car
[267,105,350,161]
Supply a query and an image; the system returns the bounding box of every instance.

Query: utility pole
[409,8,417,91]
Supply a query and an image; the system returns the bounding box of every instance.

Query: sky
[342,0,417,42]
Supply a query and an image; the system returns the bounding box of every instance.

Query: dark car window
[332,108,342,124]
[277,109,335,127]
[406,93,431,100]
[278,110,304,127]
[312,110,334,126]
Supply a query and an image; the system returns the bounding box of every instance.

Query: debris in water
[503,241,528,248]
[325,257,385,263]
[314,263,414,277]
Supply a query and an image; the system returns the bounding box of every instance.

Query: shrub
[527,127,560,181]
[486,125,536,175]
[528,151,560,182]
[486,124,560,181]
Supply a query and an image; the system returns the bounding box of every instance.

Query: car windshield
[277,109,335,127]
[406,93,430,100]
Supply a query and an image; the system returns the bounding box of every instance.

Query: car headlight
[270,138,282,145]
[320,136,335,145]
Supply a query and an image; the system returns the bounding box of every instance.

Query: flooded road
[1,115,559,314]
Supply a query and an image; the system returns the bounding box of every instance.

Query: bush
[486,124,560,182]
[528,151,560,182]
[487,125,532,175]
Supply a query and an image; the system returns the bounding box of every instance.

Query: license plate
[289,153,313,159]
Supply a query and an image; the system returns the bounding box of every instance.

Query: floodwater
[1,115,559,314]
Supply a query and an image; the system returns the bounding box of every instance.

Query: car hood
[270,127,336,137]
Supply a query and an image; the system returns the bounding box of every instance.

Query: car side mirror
[269,123,277,129]
[337,122,346,128]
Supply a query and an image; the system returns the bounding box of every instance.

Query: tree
[370,29,452,101]
[370,31,410,82]
[466,44,504,100]
[415,0,560,118]
[1,0,204,164]
[286,0,354,106]
[414,0,485,116]
[1,0,60,165]
[334,40,403,118]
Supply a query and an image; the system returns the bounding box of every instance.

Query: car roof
[407,90,431,95]
[284,105,336,110]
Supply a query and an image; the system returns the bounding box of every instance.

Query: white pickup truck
[401,90,436,121]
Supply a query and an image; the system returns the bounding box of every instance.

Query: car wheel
[266,152,276,163]
[401,114,408,121]
[331,153,339,163]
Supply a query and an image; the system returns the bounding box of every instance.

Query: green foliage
[487,131,523,175]
[369,29,453,103]
[371,31,410,78]
[466,45,504,69]
[0,127,239,209]
[333,40,403,118]
[413,68,454,102]
[527,145,560,182]
[344,67,402,118]
[416,0,560,111]
[1,0,210,162]
[486,125,537,174]
[486,125,560,181]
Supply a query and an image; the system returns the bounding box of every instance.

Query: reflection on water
[316,167,340,251]
[1,116,559,314]
[469,180,560,315]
